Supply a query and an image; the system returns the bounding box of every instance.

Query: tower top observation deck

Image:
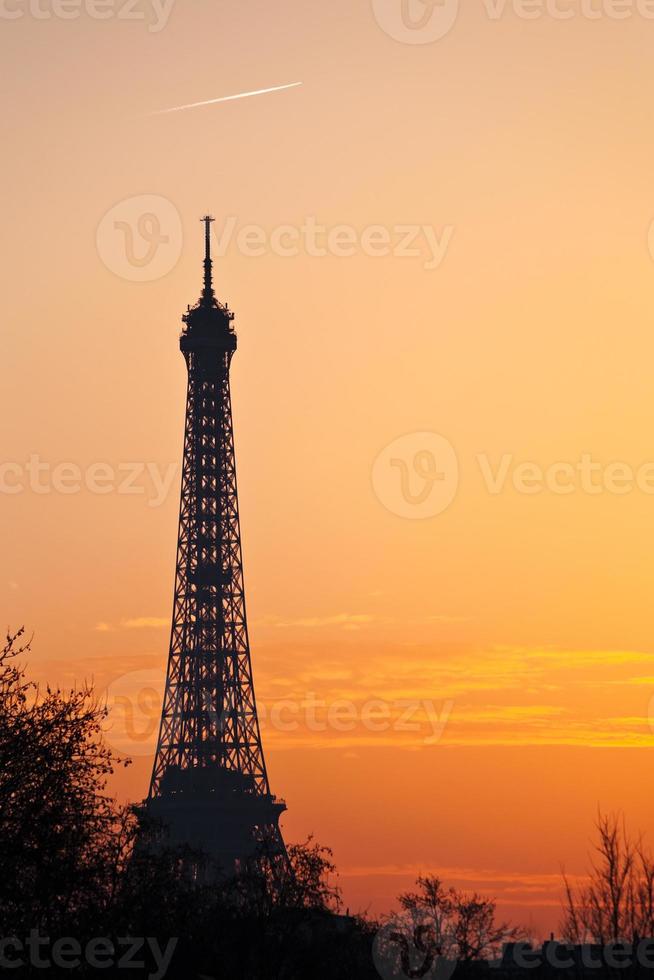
[181,215,235,352]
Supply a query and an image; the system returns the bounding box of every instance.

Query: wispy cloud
[265,613,375,630]
[340,864,579,887]
[254,610,468,634]
[414,614,470,624]
[251,641,654,749]
[339,864,579,910]
[122,617,168,630]
[94,617,168,632]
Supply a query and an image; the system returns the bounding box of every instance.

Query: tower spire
[201,214,215,305]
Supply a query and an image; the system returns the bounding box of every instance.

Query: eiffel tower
[145,216,286,874]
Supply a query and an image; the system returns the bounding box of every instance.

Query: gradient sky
[3,0,654,936]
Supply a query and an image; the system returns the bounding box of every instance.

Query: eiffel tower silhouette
[145,217,286,874]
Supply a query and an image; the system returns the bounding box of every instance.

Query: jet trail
[152,82,303,116]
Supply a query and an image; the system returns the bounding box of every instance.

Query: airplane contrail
[152,81,303,116]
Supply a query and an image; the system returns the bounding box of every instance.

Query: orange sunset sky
[4,0,654,937]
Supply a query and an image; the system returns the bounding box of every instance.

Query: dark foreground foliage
[11,628,633,980]
[0,629,378,978]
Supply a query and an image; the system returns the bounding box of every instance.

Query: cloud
[519,647,654,669]
[604,675,654,687]
[271,613,374,629]
[339,864,577,886]
[338,863,583,908]
[251,641,654,749]
[413,614,470,624]
[94,617,168,632]
[121,617,169,630]
[82,627,654,750]
[257,611,467,630]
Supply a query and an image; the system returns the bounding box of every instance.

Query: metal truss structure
[146,217,286,873]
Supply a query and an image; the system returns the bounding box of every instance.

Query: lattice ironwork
[147,217,285,867]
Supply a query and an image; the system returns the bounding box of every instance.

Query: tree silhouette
[397,875,525,963]
[561,810,654,943]
[0,629,377,979]
[0,627,132,936]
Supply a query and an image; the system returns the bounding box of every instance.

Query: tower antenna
[201,214,215,304]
